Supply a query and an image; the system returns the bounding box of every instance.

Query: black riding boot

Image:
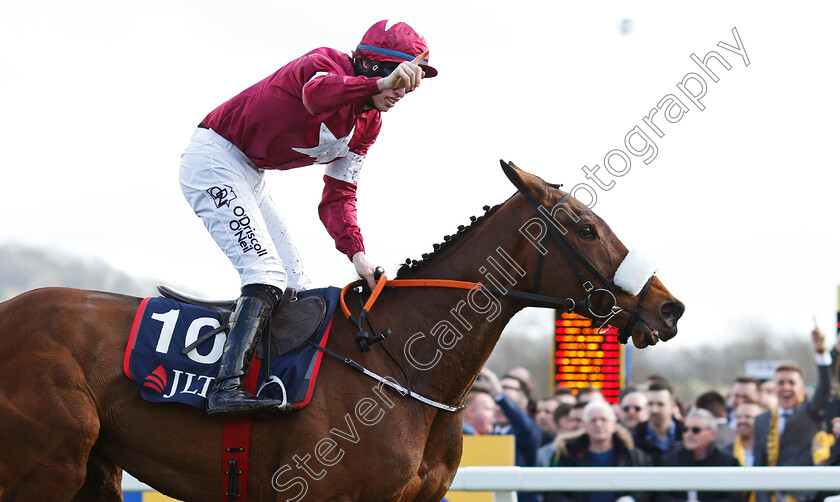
[206,290,288,417]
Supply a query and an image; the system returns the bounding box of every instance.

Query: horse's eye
[578,225,596,240]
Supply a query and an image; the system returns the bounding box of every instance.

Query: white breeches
[179,127,310,292]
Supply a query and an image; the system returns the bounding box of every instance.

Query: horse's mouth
[628,315,677,349]
[631,326,658,349]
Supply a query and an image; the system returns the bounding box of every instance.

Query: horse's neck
[386,208,533,406]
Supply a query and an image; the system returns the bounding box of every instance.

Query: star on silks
[292,123,355,164]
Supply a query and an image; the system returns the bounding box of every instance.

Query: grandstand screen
[553,311,625,403]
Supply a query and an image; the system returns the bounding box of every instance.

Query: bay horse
[0,161,683,501]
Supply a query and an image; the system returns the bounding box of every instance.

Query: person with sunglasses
[655,408,741,502]
[179,20,436,417]
[618,391,649,431]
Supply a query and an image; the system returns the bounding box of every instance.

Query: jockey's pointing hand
[352,252,377,290]
[377,50,428,93]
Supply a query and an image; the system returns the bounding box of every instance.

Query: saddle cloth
[123,287,339,410]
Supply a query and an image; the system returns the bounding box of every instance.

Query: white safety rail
[121,466,840,498]
[449,466,840,502]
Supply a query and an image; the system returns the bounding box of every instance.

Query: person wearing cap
[179,20,437,417]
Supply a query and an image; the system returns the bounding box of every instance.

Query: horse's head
[500,160,684,348]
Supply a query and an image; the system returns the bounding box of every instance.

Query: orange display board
[553,312,625,403]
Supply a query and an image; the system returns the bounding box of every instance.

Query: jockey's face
[371,87,407,112]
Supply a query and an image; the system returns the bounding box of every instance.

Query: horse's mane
[396,202,503,278]
[394,179,564,278]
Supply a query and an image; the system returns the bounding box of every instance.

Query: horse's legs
[0,366,101,501]
[70,449,123,502]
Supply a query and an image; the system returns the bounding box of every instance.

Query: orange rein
[339,275,482,320]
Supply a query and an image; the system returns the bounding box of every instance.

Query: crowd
[460,326,840,502]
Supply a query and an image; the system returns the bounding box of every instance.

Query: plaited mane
[395,203,503,278]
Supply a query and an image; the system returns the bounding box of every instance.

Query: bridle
[506,195,655,345]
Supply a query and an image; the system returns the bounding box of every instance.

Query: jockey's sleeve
[319,164,365,260]
[301,60,381,116]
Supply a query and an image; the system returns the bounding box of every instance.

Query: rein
[303,278,475,413]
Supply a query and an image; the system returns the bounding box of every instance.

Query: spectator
[554,386,578,406]
[723,401,763,466]
[499,374,531,406]
[463,389,496,435]
[759,379,779,411]
[536,403,579,466]
[753,326,832,502]
[815,417,840,502]
[823,335,840,448]
[551,403,580,435]
[619,391,649,431]
[568,402,587,432]
[632,382,685,465]
[724,401,763,502]
[820,417,840,468]
[577,385,605,404]
[618,386,640,399]
[536,398,562,445]
[644,374,670,389]
[728,377,761,423]
[481,367,542,502]
[655,408,741,502]
[506,367,536,401]
[543,400,651,502]
[496,373,533,427]
[694,390,737,448]
[503,370,536,418]
[728,377,761,427]
[730,377,762,408]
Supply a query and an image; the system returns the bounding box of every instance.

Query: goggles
[354,51,399,78]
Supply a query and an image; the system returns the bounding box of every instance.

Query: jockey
[179,20,437,417]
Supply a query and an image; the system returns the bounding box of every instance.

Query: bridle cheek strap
[616,274,654,345]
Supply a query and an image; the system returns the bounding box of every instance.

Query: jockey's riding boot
[206,285,288,417]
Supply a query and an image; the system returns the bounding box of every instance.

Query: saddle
[156,285,326,358]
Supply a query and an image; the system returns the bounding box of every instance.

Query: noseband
[482,196,654,344]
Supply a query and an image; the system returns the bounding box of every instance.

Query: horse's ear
[500,160,546,200]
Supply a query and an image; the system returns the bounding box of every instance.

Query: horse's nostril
[660,300,685,326]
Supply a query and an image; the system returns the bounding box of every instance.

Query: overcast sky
[2,1,838,354]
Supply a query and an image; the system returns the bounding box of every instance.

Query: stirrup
[256,375,288,408]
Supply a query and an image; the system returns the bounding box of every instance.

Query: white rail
[448,466,840,502]
[122,466,840,497]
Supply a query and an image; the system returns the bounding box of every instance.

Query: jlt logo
[162,370,215,399]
